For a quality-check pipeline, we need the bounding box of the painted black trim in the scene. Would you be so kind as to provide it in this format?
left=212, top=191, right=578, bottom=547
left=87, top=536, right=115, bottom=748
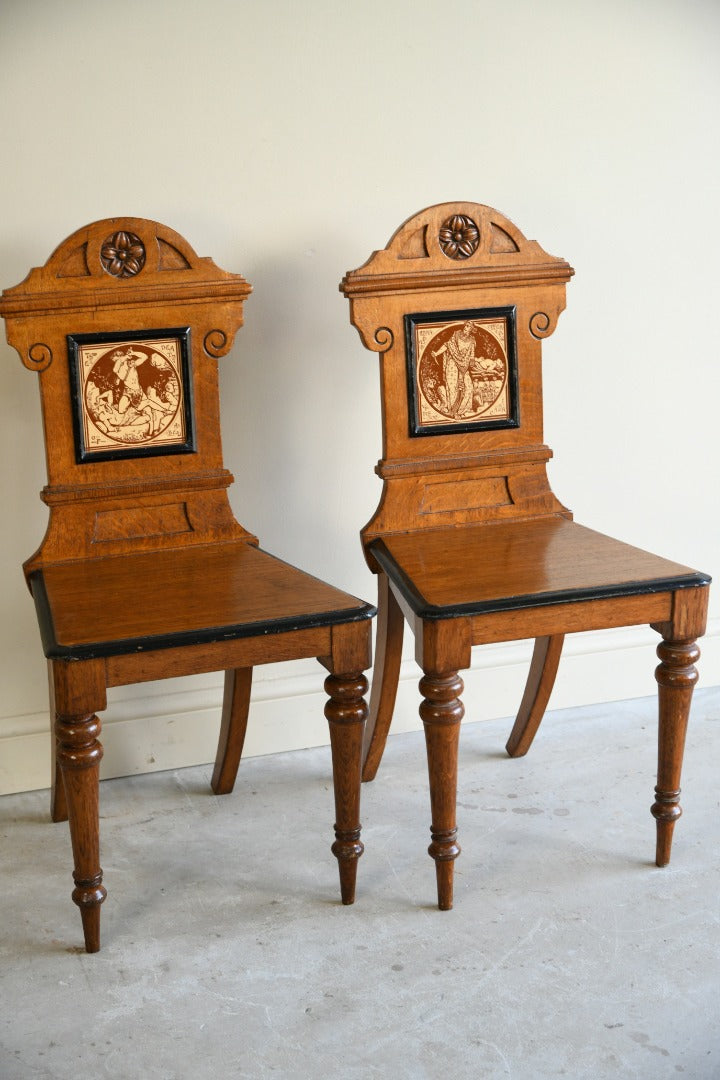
left=30, top=570, right=60, bottom=659
left=371, top=541, right=711, bottom=621
left=404, top=305, right=520, bottom=438
left=67, top=326, right=196, bottom=464
left=29, top=571, right=375, bottom=662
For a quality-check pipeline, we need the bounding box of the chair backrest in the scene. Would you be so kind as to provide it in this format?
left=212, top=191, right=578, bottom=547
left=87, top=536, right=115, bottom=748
left=0, top=218, right=256, bottom=577
left=340, top=202, right=575, bottom=558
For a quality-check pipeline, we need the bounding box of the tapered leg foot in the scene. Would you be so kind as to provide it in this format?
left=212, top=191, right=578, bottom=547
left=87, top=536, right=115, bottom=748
left=434, top=859, right=456, bottom=912
left=56, top=711, right=106, bottom=952
left=76, top=881, right=105, bottom=953
left=505, top=635, right=564, bottom=757
left=334, top=829, right=364, bottom=905
left=363, top=574, right=404, bottom=782
left=652, top=638, right=699, bottom=866
left=211, top=668, right=253, bottom=795
left=325, top=672, right=369, bottom=903
left=420, top=671, right=464, bottom=910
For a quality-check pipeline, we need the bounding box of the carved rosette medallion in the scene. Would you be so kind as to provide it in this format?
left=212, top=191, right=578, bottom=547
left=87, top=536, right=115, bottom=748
left=438, top=215, right=479, bottom=260
left=100, top=232, right=146, bottom=278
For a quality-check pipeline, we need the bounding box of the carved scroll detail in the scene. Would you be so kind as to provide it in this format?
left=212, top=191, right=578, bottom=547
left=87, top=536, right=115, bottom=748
left=529, top=311, right=552, bottom=339
left=100, top=232, right=146, bottom=278
left=373, top=326, right=394, bottom=350
left=26, top=343, right=53, bottom=371
left=204, top=329, right=229, bottom=357
left=439, top=215, right=479, bottom=260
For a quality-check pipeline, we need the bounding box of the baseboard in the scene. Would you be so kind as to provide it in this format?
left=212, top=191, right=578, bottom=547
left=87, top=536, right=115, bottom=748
left=2, top=620, right=718, bottom=796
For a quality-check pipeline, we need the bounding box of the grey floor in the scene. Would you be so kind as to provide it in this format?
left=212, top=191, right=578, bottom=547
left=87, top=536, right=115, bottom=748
left=2, top=688, right=719, bottom=1080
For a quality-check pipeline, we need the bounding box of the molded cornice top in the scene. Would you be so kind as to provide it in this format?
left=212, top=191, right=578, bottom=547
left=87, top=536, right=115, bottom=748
left=340, top=202, right=573, bottom=297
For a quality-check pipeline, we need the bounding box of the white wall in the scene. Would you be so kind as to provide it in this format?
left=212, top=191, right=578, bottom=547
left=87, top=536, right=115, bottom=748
left=1, top=0, right=718, bottom=794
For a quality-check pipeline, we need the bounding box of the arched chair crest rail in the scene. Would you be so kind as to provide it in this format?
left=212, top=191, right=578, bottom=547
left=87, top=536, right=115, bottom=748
left=340, top=201, right=710, bottom=910
left=0, top=218, right=374, bottom=952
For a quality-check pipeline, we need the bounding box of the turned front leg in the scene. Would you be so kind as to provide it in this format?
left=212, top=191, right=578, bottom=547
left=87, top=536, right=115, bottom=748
left=55, top=711, right=106, bottom=952
left=420, top=671, right=464, bottom=910
left=653, top=638, right=700, bottom=866
left=324, top=672, right=369, bottom=904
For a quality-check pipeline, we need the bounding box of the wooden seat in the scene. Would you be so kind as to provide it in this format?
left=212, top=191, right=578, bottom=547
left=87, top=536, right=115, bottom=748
left=340, top=202, right=710, bottom=910
left=0, top=218, right=374, bottom=952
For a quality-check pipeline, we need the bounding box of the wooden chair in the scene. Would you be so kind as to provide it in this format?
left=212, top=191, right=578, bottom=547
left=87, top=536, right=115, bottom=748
left=0, top=218, right=374, bottom=952
left=340, top=202, right=710, bottom=910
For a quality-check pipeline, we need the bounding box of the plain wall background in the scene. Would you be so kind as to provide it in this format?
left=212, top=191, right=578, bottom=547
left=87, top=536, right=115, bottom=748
left=1, top=0, right=718, bottom=793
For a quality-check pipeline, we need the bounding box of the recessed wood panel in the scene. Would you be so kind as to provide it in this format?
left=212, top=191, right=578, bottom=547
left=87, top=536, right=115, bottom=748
left=420, top=476, right=511, bottom=515
left=92, top=503, right=192, bottom=543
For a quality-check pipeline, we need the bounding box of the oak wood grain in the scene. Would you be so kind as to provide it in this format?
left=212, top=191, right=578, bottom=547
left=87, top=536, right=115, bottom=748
left=32, top=542, right=372, bottom=658
left=371, top=517, right=707, bottom=617
left=2, top=218, right=374, bottom=951
left=505, top=634, right=565, bottom=757
left=342, top=201, right=711, bottom=911
left=362, top=573, right=404, bottom=781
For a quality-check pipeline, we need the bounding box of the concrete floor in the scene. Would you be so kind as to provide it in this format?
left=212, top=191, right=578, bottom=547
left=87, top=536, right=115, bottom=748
left=1, top=688, right=719, bottom=1079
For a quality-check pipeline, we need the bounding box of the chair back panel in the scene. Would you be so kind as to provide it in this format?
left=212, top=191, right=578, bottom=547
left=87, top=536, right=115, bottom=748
left=340, top=202, right=575, bottom=550
left=1, top=218, right=256, bottom=573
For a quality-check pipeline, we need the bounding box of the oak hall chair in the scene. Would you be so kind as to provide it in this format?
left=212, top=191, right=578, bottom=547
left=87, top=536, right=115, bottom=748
left=340, top=202, right=710, bottom=911
left=0, top=218, right=374, bottom=952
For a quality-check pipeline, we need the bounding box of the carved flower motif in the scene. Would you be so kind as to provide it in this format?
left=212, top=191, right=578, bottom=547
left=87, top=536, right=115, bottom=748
left=100, top=232, right=146, bottom=277
left=438, top=215, right=479, bottom=260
